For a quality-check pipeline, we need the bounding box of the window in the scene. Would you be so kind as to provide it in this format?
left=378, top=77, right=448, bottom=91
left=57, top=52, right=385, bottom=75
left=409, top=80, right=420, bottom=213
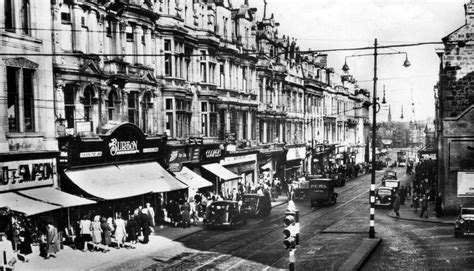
left=201, top=102, right=217, bottom=137
left=61, top=6, right=71, bottom=24
left=108, top=90, right=119, bottom=121
left=106, top=20, right=112, bottom=37
left=20, top=0, right=30, bottom=35
left=128, top=92, right=139, bottom=125
left=209, top=63, right=216, bottom=84
left=165, top=98, right=173, bottom=136
left=141, top=92, right=152, bottom=133
left=126, top=25, right=134, bottom=42
left=176, top=99, right=191, bottom=138
left=164, top=39, right=172, bottom=76
left=64, top=84, right=75, bottom=129
left=174, top=41, right=184, bottom=78
left=4, top=0, right=15, bottom=32
left=82, top=86, right=94, bottom=122
left=141, top=26, right=147, bottom=45
left=200, top=50, right=207, bottom=82
left=242, top=67, right=247, bottom=92
left=242, top=111, right=248, bottom=140
left=219, top=61, right=225, bottom=87
left=7, top=67, right=35, bottom=132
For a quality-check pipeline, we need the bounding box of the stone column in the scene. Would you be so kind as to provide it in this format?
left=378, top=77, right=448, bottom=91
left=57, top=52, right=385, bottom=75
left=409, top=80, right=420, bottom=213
left=72, top=4, right=82, bottom=52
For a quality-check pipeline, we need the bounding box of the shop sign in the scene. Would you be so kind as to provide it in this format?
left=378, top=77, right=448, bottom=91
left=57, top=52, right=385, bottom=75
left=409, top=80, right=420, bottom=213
left=109, top=138, right=139, bottom=156
left=80, top=151, right=102, bottom=158
left=226, top=144, right=237, bottom=152
left=169, top=148, right=188, bottom=163
left=286, top=147, right=306, bottom=161
left=0, top=159, right=55, bottom=192
left=221, top=154, right=257, bottom=166
left=205, top=149, right=222, bottom=159
left=143, top=147, right=159, bottom=153
left=189, top=147, right=201, bottom=162
left=458, top=172, right=474, bottom=197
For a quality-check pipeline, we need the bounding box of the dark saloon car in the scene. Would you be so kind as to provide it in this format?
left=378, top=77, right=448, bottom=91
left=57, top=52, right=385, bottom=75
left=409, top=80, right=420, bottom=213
left=374, top=186, right=395, bottom=208
left=242, top=193, right=272, bottom=217
left=454, top=206, right=474, bottom=237
left=204, top=201, right=247, bottom=229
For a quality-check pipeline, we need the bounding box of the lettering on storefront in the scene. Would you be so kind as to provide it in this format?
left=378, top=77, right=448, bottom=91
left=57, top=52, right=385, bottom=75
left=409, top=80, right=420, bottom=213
left=205, top=149, right=222, bottom=159
left=80, top=151, right=102, bottom=158
left=222, top=154, right=257, bottom=165
left=0, top=159, right=55, bottom=191
left=109, top=138, right=139, bottom=156
left=143, top=147, right=159, bottom=153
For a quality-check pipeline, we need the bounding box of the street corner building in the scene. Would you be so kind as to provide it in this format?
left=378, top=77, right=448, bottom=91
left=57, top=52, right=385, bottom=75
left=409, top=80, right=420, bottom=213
left=436, top=0, right=474, bottom=214
left=1, top=0, right=371, bottom=235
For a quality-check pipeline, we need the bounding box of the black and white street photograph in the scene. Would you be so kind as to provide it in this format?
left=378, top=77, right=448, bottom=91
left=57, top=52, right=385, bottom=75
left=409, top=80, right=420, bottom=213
left=1, top=0, right=474, bottom=270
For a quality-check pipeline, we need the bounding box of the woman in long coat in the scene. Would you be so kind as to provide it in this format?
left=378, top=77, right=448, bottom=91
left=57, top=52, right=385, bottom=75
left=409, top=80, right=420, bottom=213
left=46, top=222, right=60, bottom=259
left=100, top=217, right=112, bottom=246
left=393, top=193, right=401, bottom=218
left=126, top=214, right=138, bottom=244
left=114, top=214, right=127, bottom=248
left=90, top=215, right=102, bottom=245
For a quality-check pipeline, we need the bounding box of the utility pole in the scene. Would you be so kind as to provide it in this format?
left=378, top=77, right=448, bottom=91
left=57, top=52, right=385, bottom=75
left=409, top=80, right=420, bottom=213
left=369, top=38, right=378, bottom=239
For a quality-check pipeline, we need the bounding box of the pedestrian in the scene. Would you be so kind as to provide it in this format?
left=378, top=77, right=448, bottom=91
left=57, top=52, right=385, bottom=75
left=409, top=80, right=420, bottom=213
left=399, top=186, right=406, bottom=205
left=420, top=194, right=429, bottom=218
left=393, top=193, right=401, bottom=218
left=146, top=202, right=155, bottom=227
left=180, top=200, right=191, bottom=228
left=45, top=221, right=60, bottom=259
left=407, top=184, right=412, bottom=200
left=79, top=215, right=92, bottom=252
left=100, top=217, right=112, bottom=248
left=138, top=209, right=152, bottom=244
left=126, top=214, right=138, bottom=245
left=114, top=213, right=127, bottom=248
left=18, top=221, right=33, bottom=262
left=90, top=215, right=102, bottom=247
left=435, top=193, right=444, bottom=218
left=189, top=198, right=199, bottom=226
left=412, top=192, right=420, bottom=213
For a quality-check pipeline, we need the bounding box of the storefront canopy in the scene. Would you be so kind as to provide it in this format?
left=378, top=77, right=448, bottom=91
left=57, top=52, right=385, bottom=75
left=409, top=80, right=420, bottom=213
left=17, top=187, right=95, bottom=208
left=173, top=167, right=213, bottom=190
left=0, top=192, right=61, bottom=216
left=202, top=163, right=240, bottom=181
left=65, top=162, right=187, bottom=200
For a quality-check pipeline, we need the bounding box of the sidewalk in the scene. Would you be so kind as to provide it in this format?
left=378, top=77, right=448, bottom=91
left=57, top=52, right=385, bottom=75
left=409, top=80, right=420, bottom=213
left=386, top=198, right=455, bottom=225
left=12, top=195, right=289, bottom=270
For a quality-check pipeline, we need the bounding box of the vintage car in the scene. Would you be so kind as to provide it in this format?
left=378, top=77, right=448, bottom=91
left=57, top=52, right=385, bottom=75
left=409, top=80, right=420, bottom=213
left=454, top=205, right=474, bottom=237
left=242, top=193, right=272, bottom=217
left=204, top=200, right=247, bottom=229
left=373, top=186, right=395, bottom=208
left=383, top=170, right=397, bottom=180
left=307, top=177, right=338, bottom=207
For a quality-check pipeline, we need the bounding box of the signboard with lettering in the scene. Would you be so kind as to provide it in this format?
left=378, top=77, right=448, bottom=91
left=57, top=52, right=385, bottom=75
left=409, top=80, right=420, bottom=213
left=58, top=123, right=166, bottom=168
left=458, top=172, right=474, bottom=197
left=201, top=145, right=224, bottom=163
left=188, top=137, right=203, bottom=145
left=0, top=158, right=56, bottom=192
left=225, top=132, right=236, bottom=142
left=221, top=154, right=257, bottom=166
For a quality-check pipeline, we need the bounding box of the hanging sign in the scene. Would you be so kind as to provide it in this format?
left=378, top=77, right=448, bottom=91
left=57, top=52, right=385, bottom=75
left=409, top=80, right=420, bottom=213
left=0, top=159, right=56, bottom=191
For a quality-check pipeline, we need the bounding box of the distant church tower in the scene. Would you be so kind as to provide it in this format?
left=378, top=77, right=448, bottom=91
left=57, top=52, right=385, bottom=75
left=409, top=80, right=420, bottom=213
left=388, top=105, right=392, bottom=123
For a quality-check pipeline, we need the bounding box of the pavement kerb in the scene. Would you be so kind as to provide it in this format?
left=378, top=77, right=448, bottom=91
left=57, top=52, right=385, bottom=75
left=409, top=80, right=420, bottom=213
left=337, top=237, right=381, bottom=271
left=386, top=213, right=454, bottom=225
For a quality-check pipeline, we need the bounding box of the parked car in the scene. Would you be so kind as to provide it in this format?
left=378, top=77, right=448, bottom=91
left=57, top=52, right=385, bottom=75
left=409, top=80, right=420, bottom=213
left=454, top=205, right=474, bottom=237
left=242, top=193, right=271, bottom=217
left=383, top=170, right=397, bottom=180
left=373, top=186, right=395, bottom=208
left=204, top=201, right=247, bottom=229
left=307, top=177, right=338, bottom=207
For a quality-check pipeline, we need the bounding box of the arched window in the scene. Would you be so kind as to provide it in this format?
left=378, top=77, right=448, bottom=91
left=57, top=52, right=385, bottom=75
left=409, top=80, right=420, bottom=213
left=108, top=90, right=118, bottom=121
left=83, top=86, right=94, bottom=121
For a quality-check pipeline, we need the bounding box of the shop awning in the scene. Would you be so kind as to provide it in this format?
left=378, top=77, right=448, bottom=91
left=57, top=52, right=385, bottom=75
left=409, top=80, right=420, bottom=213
left=202, top=163, right=241, bottom=181
left=260, top=162, right=272, bottom=170
left=0, top=192, right=61, bottom=216
left=173, top=167, right=213, bottom=190
left=65, top=162, right=188, bottom=200
left=17, top=187, right=95, bottom=208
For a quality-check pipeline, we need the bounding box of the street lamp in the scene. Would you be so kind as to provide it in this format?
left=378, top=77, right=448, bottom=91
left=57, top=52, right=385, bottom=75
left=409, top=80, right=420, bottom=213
left=342, top=38, right=411, bottom=239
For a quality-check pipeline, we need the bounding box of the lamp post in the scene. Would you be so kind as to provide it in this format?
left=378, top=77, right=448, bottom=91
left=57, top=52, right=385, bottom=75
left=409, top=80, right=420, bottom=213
left=342, top=38, right=410, bottom=239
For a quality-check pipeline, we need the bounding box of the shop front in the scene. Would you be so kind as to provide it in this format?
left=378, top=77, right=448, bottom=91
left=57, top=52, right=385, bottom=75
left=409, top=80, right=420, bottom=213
left=200, top=144, right=240, bottom=196
left=220, top=151, right=258, bottom=195
left=284, top=145, right=307, bottom=181
left=0, top=151, right=95, bottom=245
left=58, top=123, right=186, bottom=222
left=257, top=147, right=285, bottom=186
left=167, top=143, right=213, bottom=199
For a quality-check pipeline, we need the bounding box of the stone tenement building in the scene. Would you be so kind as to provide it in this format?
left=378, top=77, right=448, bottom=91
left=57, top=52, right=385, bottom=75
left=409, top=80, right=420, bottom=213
left=1, top=0, right=371, bottom=197
left=436, top=0, right=474, bottom=213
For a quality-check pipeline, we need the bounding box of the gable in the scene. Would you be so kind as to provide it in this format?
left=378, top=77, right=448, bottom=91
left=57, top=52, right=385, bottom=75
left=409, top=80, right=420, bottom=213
left=80, top=61, right=102, bottom=75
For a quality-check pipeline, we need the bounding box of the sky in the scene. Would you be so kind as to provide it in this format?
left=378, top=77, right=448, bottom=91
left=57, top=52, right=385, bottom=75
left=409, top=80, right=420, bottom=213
left=237, top=0, right=469, bottom=122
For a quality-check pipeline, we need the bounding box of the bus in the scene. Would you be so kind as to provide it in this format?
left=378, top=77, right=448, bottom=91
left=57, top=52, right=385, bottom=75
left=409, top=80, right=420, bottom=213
left=397, top=151, right=407, bottom=167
